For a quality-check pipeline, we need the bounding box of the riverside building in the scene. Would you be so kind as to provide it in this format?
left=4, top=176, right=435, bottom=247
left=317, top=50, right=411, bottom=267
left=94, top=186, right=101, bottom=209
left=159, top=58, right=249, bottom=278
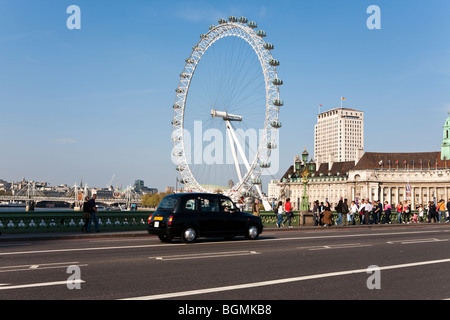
left=314, top=107, right=364, bottom=164
left=269, top=113, right=450, bottom=210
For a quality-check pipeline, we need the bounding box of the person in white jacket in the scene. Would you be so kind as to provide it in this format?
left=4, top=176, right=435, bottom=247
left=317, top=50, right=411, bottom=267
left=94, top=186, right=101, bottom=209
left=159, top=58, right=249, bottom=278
left=349, top=201, right=358, bottom=225
left=358, top=199, right=373, bottom=224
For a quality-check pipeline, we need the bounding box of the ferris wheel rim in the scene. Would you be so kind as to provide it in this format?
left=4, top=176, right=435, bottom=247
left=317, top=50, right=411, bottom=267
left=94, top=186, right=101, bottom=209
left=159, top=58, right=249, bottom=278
left=172, top=18, right=282, bottom=197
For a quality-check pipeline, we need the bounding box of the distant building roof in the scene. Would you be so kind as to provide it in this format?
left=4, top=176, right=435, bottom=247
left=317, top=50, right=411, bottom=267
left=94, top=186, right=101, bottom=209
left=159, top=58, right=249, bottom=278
left=280, top=151, right=447, bottom=180
left=354, top=152, right=444, bottom=170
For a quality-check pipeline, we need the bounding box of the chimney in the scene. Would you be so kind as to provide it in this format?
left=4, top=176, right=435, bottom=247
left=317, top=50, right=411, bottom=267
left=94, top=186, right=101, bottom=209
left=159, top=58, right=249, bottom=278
left=328, top=153, right=335, bottom=172
left=355, top=148, right=364, bottom=164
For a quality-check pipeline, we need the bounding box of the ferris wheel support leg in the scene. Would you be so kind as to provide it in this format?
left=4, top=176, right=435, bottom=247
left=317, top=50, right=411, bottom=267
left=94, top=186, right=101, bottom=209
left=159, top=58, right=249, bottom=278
left=228, top=121, right=269, bottom=209
left=226, top=121, right=243, bottom=182
left=227, top=120, right=252, bottom=172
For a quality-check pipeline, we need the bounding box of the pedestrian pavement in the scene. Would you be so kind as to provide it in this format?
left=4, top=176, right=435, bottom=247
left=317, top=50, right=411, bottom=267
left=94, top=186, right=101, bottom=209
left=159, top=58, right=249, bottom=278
left=1, top=222, right=442, bottom=242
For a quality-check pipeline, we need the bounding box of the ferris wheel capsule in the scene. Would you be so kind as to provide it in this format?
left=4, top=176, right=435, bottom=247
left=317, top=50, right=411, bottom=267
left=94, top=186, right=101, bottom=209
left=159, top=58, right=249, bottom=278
left=256, top=30, right=266, bottom=37
left=252, top=178, right=262, bottom=185
left=270, top=121, right=282, bottom=128
left=272, top=78, right=283, bottom=85
left=267, top=142, right=278, bottom=149
left=241, top=191, right=252, bottom=197
left=218, top=18, right=227, bottom=24
left=264, top=43, right=274, bottom=50
left=260, top=162, right=271, bottom=169
left=238, top=17, right=248, bottom=24
left=273, top=99, right=284, bottom=107
left=248, top=21, right=258, bottom=28
left=228, top=16, right=238, bottom=22
left=269, top=59, right=280, bottom=67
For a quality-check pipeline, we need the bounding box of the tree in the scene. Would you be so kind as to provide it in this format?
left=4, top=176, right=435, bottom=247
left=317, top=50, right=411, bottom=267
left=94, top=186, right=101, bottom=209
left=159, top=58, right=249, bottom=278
left=141, top=191, right=174, bottom=208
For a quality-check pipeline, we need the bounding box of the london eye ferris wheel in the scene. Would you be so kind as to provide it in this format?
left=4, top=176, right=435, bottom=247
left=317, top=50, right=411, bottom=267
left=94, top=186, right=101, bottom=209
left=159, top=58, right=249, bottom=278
left=171, top=16, right=283, bottom=210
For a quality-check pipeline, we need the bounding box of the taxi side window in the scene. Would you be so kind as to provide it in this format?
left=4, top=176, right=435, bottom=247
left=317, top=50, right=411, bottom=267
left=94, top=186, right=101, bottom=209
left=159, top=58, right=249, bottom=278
left=184, top=198, right=197, bottom=211
left=220, top=198, right=236, bottom=212
left=200, top=197, right=219, bottom=212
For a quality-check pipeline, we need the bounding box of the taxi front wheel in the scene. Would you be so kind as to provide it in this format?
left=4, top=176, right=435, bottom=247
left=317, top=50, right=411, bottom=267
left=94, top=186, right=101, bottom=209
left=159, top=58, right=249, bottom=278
left=245, top=225, right=260, bottom=240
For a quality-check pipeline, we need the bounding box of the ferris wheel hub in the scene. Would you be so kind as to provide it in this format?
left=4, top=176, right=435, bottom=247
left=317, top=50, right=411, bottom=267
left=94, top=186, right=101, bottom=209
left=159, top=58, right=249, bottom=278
left=211, top=109, right=242, bottom=122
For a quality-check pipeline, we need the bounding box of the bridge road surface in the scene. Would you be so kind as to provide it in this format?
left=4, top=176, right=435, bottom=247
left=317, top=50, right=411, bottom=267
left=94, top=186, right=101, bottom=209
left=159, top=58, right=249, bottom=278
left=1, top=225, right=450, bottom=301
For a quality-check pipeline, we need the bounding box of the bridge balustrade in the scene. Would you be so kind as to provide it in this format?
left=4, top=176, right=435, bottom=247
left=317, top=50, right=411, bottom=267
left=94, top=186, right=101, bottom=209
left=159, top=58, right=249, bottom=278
left=0, top=211, right=153, bottom=233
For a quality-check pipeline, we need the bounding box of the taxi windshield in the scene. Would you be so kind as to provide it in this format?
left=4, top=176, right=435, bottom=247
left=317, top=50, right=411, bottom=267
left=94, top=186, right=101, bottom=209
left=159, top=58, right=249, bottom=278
left=158, top=196, right=179, bottom=210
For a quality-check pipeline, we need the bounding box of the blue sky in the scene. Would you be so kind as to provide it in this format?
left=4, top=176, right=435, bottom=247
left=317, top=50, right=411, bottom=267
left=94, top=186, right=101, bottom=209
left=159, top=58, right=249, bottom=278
left=1, top=0, right=449, bottom=191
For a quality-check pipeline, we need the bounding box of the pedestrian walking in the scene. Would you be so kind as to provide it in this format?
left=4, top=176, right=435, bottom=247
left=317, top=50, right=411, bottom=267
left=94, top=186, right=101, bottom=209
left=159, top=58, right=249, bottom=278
left=342, top=198, right=349, bottom=226
left=402, top=201, right=411, bottom=224
left=349, top=200, right=358, bottom=225
left=252, top=199, right=260, bottom=216
left=81, top=196, right=91, bottom=232
left=437, top=199, right=446, bottom=223
left=372, top=200, right=381, bottom=224
left=87, top=194, right=100, bottom=232
left=396, top=202, right=403, bottom=224
left=418, top=204, right=425, bottom=222
left=319, top=202, right=325, bottom=225
left=384, top=201, right=392, bottom=224
left=371, top=200, right=378, bottom=224
left=335, top=199, right=343, bottom=226
left=282, top=198, right=294, bottom=228
left=237, top=196, right=245, bottom=211
left=276, top=201, right=283, bottom=228
left=313, top=200, right=320, bottom=226
left=358, top=199, right=372, bottom=224
left=428, top=201, right=438, bottom=223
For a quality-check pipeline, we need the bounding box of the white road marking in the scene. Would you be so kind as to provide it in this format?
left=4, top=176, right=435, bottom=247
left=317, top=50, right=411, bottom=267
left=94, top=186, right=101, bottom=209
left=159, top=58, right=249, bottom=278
left=386, top=238, right=449, bottom=245
left=297, top=243, right=372, bottom=250
left=121, top=258, right=450, bottom=300
left=0, top=262, right=86, bottom=273
left=151, top=251, right=260, bottom=261
left=0, top=280, right=84, bottom=291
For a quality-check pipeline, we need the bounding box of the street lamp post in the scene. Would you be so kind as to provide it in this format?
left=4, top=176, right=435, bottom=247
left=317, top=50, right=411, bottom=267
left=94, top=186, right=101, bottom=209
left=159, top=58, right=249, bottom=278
left=295, top=148, right=316, bottom=211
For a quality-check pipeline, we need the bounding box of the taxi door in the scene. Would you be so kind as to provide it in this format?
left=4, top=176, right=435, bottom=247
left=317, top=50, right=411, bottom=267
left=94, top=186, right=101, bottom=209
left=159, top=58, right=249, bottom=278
left=198, top=195, right=224, bottom=236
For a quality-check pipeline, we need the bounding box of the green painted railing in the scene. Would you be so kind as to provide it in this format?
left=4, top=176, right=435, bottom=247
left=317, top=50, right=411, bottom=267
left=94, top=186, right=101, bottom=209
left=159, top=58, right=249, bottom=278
left=0, top=211, right=154, bottom=234
left=0, top=210, right=433, bottom=234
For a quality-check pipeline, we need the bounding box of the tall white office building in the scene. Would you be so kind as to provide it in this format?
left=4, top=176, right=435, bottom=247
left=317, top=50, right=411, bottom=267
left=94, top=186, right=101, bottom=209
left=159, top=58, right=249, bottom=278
left=314, top=107, right=364, bottom=165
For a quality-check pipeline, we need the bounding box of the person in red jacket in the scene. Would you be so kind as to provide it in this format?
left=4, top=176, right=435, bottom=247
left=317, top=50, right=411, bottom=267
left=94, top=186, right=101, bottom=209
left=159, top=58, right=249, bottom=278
left=282, top=198, right=294, bottom=228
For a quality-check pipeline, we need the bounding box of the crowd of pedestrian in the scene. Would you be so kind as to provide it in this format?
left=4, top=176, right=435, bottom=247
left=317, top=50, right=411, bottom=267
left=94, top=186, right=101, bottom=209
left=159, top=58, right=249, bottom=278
left=271, top=197, right=450, bottom=228
left=310, top=197, right=450, bottom=226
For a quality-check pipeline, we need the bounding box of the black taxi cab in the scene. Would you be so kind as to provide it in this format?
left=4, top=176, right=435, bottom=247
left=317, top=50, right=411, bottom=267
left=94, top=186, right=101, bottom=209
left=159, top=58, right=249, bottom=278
left=147, top=193, right=263, bottom=243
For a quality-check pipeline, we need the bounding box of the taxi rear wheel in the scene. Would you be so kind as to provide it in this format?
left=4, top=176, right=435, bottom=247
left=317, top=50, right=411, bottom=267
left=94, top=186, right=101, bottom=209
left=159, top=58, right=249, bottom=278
left=181, top=227, right=197, bottom=243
